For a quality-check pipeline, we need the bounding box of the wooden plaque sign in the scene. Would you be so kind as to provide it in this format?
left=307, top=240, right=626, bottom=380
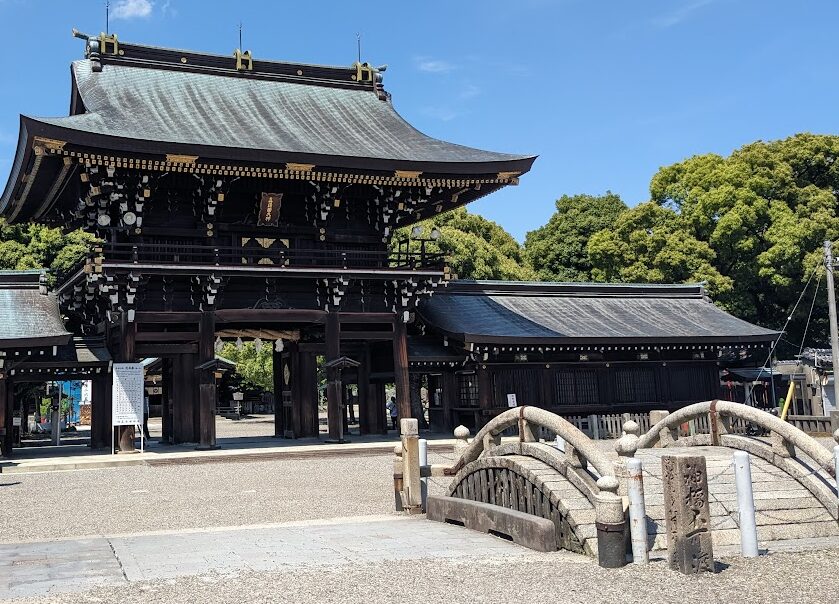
left=258, top=192, right=283, bottom=226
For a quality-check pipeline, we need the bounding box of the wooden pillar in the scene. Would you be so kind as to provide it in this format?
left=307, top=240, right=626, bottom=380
left=160, top=358, right=172, bottom=443
left=0, top=375, right=10, bottom=458
left=197, top=310, right=217, bottom=449
left=359, top=344, right=372, bottom=435
left=477, top=364, right=493, bottom=430
left=392, top=318, right=410, bottom=423
left=117, top=315, right=137, bottom=453
left=288, top=342, right=300, bottom=438
left=272, top=346, right=284, bottom=437
left=372, top=381, right=387, bottom=434
left=441, top=371, right=457, bottom=433
left=90, top=375, right=106, bottom=449
left=325, top=311, right=342, bottom=441
left=298, top=351, right=318, bottom=438
left=173, top=353, right=197, bottom=443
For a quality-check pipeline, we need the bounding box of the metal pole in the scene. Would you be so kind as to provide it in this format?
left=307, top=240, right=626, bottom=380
left=626, top=458, right=649, bottom=564
left=733, top=451, right=758, bottom=557
left=824, top=241, right=839, bottom=413
left=419, top=438, right=428, bottom=512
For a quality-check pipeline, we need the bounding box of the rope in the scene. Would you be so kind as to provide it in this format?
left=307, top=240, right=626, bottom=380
left=798, top=274, right=822, bottom=357
left=755, top=263, right=820, bottom=380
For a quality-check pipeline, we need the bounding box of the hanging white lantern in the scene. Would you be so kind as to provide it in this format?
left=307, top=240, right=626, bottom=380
left=235, top=336, right=243, bottom=349
left=254, top=337, right=263, bottom=352
left=275, top=339, right=284, bottom=352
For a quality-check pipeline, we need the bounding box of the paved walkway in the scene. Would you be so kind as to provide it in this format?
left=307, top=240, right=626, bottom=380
left=0, top=516, right=527, bottom=600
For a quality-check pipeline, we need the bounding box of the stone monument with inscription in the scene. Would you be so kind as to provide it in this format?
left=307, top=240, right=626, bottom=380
left=662, top=454, right=714, bottom=573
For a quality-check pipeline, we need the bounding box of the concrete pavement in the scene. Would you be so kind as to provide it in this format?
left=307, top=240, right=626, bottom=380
left=0, top=516, right=528, bottom=600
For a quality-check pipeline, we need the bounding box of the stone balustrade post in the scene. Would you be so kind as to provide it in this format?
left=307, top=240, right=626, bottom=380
left=649, top=410, right=674, bottom=447
left=400, top=418, right=422, bottom=514
left=392, top=444, right=404, bottom=511
left=770, top=430, right=796, bottom=459
left=613, top=420, right=640, bottom=496
left=453, top=425, right=470, bottom=456
left=594, top=476, right=627, bottom=568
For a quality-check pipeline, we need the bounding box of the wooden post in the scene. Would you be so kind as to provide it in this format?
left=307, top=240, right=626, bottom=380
left=477, top=364, right=493, bottom=429
left=161, top=358, right=172, bottom=444
left=325, top=311, right=342, bottom=441
left=197, top=310, right=217, bottom=450
left=288, top=341, right=300, bottom=438
left=117, top=315, right=137, bottom=453
left=0, top=374, right=10, bottom=458
left=358, top=344, right=371, bottom=435
left=392, top=317, right=410, bottom=423
left=173, top=353, right=197, bottom=443
left=298, top=351, right=318, bottom=438
left=441, top=371, right=457, bottom=434
left=91, top=375, right=106, bottom=449
left=273, top=345, right=284, bottom=437
left=373, top=381, right=387, bottom=434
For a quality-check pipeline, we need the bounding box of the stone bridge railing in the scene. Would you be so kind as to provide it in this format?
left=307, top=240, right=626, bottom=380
left=448, top=405, right=614, bottom=480
left=626, top=400, right=839, bottom=519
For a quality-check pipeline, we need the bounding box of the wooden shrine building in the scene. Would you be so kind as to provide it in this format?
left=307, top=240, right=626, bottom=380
left=410, top=281, right=779, bottom=432
left=0, top=33, right=535, bottom=453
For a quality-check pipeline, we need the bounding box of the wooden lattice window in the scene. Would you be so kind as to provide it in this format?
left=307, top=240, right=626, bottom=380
left=614, top=366, right=658, bottom=403
left=457, top=372, right=479, bottom=407
left=554, top=369, right=599, bottom=405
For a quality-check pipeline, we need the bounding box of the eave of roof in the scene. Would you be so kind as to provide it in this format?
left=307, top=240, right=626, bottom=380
left=418, top=281, right=780, bottom=346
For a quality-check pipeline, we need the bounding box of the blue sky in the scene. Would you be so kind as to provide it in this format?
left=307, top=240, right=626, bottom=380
left=1, top=0, right=837, bottom=241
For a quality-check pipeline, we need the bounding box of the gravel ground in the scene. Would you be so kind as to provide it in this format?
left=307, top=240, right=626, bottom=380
left=7, top=548, right=839, bottom=604
left=0, top=452, right=455, bottom=543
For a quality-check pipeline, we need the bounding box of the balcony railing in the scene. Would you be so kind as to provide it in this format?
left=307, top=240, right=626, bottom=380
left=96, top=242, right=446, bottom=272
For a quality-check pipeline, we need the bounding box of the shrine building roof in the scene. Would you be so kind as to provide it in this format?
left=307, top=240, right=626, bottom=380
left=1, top=34, right=536, bottom=222
left=417, top=281, right=780, bottom=347
left=0, top=271, right=72, bottom=348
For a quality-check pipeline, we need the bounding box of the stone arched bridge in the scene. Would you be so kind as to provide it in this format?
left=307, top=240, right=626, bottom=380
left=394, top=402, right=839, bottom=566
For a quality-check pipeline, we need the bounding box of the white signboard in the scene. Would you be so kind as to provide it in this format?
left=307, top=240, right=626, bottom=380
left=112, top=363, right=145, bottom=426
left=80, top=380, right=92, bottom=406
left=507, top=393, right=518, bottom=408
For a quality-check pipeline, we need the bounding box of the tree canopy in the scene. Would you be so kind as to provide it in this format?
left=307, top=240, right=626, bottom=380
left=524, top=192, right=627, bottom=281
left=585, top=134, right=839, bottom=353
left=393, top=207, right=534, bottom=281
left=0, top=219, right=97, bottom=279
left=219, top=342, right=274, bottom=392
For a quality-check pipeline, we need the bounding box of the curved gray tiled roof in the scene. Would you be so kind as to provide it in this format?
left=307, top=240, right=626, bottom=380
left=0, top=272, right=71, bottom=346
left=418, top=281, right=779, bottom=344
left=32, top=59, right=531, bottom=168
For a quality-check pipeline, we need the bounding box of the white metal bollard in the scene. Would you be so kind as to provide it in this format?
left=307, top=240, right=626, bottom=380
left=833, top=446, right=839, bottom=500
left=734, top=451, right=759, bottom=557
left=626, top=458, right=649, bottom=564
left=554, top=434, right=565, bottom=452
left=419, top=438, right=428, bottom=512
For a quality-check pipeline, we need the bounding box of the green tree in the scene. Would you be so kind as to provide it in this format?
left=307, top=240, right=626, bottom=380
left=524, top=192, right=627, bottom=281
left=219, top=342, right=274, bottom=392
left=581, top=133, right=839, bottom=353
left=0, top=219, right=98, bottom=278
left=393, top=208, right=534, bottom=280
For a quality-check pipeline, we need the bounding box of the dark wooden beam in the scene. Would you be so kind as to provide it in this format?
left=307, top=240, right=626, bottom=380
left=161, top=358, right=172, bottom=444
left=339, top=331, right=393, bottom=341
left=338, top=313, right=395, bottom=324
left=136, top=332, right=200, bottom=343
left=136, top=343, right=198, bottom=356
left=215, top=309, right=326, bottom=323
left=273, top=346, right=284, bottom=438
left=135, top=311, right=201, bottom=324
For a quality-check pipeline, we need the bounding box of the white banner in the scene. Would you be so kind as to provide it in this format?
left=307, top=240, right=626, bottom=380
left=112, top=363, right=145, bottom=426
